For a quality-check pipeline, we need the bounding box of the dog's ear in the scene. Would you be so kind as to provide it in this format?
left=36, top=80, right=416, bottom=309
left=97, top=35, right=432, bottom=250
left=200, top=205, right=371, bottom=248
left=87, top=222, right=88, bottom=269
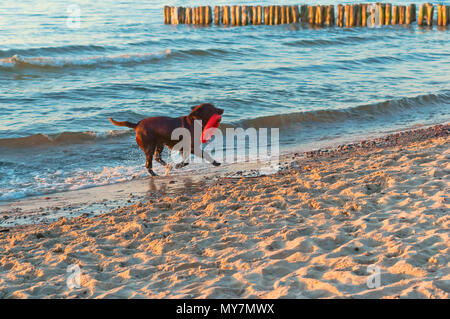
left=190, top=105, right=202, bottom=118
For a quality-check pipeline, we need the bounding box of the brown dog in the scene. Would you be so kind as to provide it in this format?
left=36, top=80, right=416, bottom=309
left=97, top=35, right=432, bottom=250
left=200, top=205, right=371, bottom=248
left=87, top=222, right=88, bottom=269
left=109, top=103, right=224, bottom=176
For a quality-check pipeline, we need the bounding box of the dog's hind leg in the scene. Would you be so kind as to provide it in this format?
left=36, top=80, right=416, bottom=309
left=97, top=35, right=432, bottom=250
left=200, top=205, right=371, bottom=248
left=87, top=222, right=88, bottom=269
left=154, top=144, right=167, bottom=166
left=136, top=133, right=158, bottom=176
left=144, top=144, right=157, bottom=176
left=154, top=144, right=173, bottom=176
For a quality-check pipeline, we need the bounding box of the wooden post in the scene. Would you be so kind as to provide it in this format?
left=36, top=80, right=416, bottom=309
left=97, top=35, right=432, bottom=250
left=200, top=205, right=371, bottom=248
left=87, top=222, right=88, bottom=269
left=270, top=5, right=274, bottom=25
left=198, top=6, right=204, bottom=25
left=392, top=5, right=398, bottom=25
left=286, top=5, right=292, bottom=24
left=348, top=5, right=356, bottom=27
left=274, top=5, right=281, bottom=25
left=223, top=6, right=230, bottom=25
left=345, top=5, right=351, bottom=27
left=315, top=5, right=323, bottom=27
left=252, top=6, right=258, bottom=25
left=378, top=3, right=385, bottom=26
left=355, top=4, right=360, bottom=27
left=180, top=7, right=186, bottom=24
left=340, top=5, right=345, bottom=27
left=192, top=7, right=196, bottom=25
left=361, top=4, right=367, bottom=27
left=170, top=7, right=178, bottom=25
left=385, top=4, right=391, bottom=25
left=230, top=6, right=236, bottom=26
left=309, top=5, right=316, bottom=25
left=314, top=5, right=319, bottom=26
left=337, top=5, right=343, bottom=27
left=245, top=6, right=251, bottom=25
left=195, top=6, right=200, bottom=25
left=278, top=5, right=284, bottom=25
left=164, top=6, right=172, bottom=24
left=322, top=5, right=327, bottom=26
left=264, top=6, right=270, bottom=25
left=411, top=4, right=417, bottom=22
left=194, top=6, right=199, bottom=25
left=406, top=4, right=414, bottom=24
left=178, top=6, right=182, bottom=25
left=204, top=7, right=210, bottom=25
left=203, top=6, right=209, bottom=25
left=272, top=5, right=277, bottom=25
left=370, top=5, right=376, bottom=26
left=326, top=5, right=334, bottom=26
left=269, top=5, right=275, bottom=25
left=280, top=5, right=286, bottom=24
left=241, top=6, right=248, bottom=26
left=185, top=7, right=191, bottom=24
left=257, top=6, right=263, bottom=25
left=443, top=5, right=449, bottom=26
left=231, top=5, right=236, bottom=26
left=418, top=4, right=425, bottom=25
left=398, top=6, right=405, bottom=24
left=426, top=3, right=434, bottom=26
left=197, top=7, right=202, bottom=25
left=197, top=6, right=202, bottom=25
left=292, top=5, right=300, bottom=24
left=164, top=6, right=169, bottom=24
left=169, top=7, right=174, bottom=24
left=300, top=5, right=308, bottom=23
left=214, top=6, right=220, bottom=25
left=235, top=5, right=242, bottom=26
left=247, top=6, right=253, bottom=26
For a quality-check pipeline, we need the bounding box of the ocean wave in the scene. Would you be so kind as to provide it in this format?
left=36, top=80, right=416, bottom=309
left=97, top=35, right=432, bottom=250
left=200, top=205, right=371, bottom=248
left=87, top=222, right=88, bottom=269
left=1, top=91, right=448, bottom=149
left=171, top=48, right=229, bottom=57
left=0, top=44, right=113, bottom=58
left=237, top=91, right=450, bottom=129
left=0, top=49, right=172, bottom=70
left=0, top=130, right=133, bottom=149
left=283, top=34, right=399, bottom=47
left=0, top=47, right=231, bottom=71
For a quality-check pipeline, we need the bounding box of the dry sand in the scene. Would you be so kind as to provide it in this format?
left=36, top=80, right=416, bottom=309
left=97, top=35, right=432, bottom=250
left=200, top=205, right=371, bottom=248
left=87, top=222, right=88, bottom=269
left=0, top=125, right=448, bottom=299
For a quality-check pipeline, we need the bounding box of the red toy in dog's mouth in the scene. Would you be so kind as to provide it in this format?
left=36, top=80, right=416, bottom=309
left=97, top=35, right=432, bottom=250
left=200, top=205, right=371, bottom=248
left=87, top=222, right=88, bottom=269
left=201, top=114, right=222, bottom=143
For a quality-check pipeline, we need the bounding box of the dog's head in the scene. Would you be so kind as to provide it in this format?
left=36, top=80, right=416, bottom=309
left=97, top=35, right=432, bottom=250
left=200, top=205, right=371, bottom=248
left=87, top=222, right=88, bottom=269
left=189, top=103, right=224, bottom=127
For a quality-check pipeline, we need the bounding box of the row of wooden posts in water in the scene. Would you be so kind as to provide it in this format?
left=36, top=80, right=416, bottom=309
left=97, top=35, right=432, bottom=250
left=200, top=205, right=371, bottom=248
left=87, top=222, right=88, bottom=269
left=163, top=3, right=450, bottom=27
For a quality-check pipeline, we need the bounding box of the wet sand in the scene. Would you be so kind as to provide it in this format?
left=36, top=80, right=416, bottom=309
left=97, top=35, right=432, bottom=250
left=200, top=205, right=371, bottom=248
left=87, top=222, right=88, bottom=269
left=0, top=124, right=448, bottom=298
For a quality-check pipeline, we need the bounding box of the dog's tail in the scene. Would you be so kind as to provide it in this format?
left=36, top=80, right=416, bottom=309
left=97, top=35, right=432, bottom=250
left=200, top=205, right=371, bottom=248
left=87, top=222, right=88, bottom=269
left=108, top=118, right=138, bottom=129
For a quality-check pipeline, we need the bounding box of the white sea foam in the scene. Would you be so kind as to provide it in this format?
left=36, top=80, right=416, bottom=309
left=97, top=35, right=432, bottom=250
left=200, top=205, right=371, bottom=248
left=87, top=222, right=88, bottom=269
left=0, top=165, right=149, bottom=202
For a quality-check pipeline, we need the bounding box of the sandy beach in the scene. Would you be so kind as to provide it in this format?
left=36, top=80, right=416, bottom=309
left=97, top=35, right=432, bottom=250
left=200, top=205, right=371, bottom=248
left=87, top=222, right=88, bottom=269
left=0, top=124, right=448, bottom=299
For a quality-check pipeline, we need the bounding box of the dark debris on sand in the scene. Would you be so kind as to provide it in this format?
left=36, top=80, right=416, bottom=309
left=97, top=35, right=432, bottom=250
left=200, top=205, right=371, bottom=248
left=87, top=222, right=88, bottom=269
left=304, top=123, right=449, bottom=160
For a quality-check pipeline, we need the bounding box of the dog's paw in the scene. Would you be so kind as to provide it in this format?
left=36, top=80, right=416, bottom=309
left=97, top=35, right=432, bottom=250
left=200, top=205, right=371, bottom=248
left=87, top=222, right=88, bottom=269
left=212, top=161, right=221, bottom=167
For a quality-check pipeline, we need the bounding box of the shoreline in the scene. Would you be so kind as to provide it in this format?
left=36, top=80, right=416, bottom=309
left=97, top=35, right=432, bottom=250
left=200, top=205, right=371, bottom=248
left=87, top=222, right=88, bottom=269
left=0, top=123, right=448, bottom=298
left=0, top=123, right=448, bottom=229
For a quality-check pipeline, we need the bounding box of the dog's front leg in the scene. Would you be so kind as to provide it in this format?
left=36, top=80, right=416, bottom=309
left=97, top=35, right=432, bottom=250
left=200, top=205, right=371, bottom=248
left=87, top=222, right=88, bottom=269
left=175, top=148, right=190, bottom=169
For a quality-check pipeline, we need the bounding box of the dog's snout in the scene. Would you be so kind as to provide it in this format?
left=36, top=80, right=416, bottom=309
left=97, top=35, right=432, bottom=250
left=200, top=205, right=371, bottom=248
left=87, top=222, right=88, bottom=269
left=218, top=108, right=224, bottom=115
